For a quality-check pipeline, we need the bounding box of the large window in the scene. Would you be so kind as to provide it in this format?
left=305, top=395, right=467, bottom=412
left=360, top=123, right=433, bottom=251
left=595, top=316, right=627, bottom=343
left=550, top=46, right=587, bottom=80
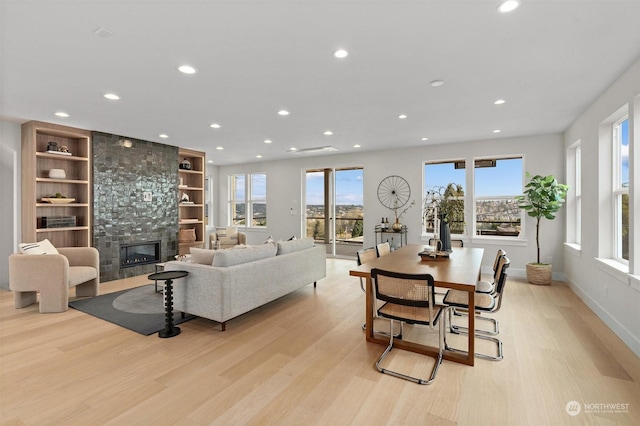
left=423, top=157, right=523, bottom=238
left=423, top=160, right=465, bottom=234
left=474, top=157, right=523, bottom=237
left=229, top=173, right=267, bottom=227
left=613, top=117, right=629, bottom=261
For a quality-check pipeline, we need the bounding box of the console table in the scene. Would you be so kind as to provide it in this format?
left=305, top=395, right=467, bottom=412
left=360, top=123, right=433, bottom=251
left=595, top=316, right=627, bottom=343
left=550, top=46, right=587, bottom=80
left=374, top=224, right=407, bottom=248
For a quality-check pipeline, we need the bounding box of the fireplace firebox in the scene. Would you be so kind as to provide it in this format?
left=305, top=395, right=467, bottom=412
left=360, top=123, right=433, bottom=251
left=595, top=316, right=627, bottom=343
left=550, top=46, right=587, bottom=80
left=120, top=241, right=161, bottom=269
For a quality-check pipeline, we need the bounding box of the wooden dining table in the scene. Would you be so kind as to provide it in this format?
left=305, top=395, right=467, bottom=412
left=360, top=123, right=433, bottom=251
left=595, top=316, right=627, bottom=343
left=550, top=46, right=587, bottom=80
left=349, top=244, right=484, bottom=366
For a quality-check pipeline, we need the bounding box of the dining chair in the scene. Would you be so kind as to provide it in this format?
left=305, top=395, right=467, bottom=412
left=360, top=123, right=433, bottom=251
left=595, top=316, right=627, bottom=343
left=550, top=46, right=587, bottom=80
left=476, top=249, right=506, bottom=294
left=356, top=247, right=401, bottom=337
left=451, top=248, right=507, bottom=336
left=371, top=268, right=446, bottom=385
left=442, top=255, right=510, bottom=361
left=356, top=247, right=378, bottom=293
left=376, top=242, right=391, bottom=257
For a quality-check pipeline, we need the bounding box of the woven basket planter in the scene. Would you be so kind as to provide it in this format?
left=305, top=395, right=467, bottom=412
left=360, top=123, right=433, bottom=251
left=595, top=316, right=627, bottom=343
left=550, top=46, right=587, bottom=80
left=526, top=263, right=552, bottom=285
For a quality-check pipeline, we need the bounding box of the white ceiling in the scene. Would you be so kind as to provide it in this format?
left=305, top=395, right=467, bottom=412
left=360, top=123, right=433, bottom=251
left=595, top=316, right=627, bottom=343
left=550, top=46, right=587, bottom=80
left=2, top=0, right=640, bottom=166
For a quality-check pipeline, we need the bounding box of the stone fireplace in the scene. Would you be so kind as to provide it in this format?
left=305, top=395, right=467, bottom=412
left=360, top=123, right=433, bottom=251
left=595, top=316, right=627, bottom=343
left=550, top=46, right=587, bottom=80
left=92, top=132, right=179, bottom=282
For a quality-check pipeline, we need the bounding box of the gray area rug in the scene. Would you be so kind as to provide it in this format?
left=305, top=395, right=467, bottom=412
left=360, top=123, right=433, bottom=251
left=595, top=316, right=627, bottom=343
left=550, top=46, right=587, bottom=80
left=69, top=284, right=194, bottom=335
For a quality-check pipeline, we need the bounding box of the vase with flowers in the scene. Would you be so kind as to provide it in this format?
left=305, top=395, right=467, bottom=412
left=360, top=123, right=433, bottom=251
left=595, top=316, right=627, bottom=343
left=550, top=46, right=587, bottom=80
left=390, top=199, right=415, bottom=232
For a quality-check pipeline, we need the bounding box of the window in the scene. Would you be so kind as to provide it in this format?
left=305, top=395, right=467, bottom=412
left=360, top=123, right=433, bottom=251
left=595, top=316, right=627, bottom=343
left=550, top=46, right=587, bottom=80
left=566, top=142, right=581, bottom=245
left=474, top=157, right=523, bottom=237
left=613, top=117, right=629, bottom=261
left=423, top=160, right=465, bottom=235
left=229, top=173, right=267, bottom=227
left=250, top=173, right=267, bottom=226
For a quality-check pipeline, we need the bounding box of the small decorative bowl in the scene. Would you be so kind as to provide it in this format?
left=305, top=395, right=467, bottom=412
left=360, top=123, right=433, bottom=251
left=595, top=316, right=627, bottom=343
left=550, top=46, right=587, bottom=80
left=49, top=169, right=66, bottom=179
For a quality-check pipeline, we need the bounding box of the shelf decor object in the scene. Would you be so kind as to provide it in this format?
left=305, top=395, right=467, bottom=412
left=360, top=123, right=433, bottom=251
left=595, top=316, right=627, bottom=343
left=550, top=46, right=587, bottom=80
left=41, top=197, right=76, bottom=204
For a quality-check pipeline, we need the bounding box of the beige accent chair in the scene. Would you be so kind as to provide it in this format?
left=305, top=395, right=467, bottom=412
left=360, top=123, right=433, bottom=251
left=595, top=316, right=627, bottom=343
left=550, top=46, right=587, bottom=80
left=209, top=227, right=246, bottom=249
left=9, top=247, right=100, bottom=313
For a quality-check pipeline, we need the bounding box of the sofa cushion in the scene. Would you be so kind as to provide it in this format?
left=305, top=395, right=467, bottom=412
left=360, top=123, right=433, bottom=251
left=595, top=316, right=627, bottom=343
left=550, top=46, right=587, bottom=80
left=213, top=243, right=277, bottom=267
left=276, top=237, right=314, bottom=255
left=190, top=247, right=216, bottom=265
left=19, top=239, right=59, bottom=255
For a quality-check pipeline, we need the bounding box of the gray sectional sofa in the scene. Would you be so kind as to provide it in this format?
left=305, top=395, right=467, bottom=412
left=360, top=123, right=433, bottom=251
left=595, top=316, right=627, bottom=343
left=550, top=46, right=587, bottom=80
left=163, top=238, right=326, bottom=331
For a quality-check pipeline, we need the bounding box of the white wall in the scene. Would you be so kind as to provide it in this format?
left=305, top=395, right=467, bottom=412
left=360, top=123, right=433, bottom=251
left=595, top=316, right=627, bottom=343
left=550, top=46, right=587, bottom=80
left=563, top=58, right=640, bottom=356
left=215, top=132, right=565, bottom=278
left=0, top=120, right=22, bottom=290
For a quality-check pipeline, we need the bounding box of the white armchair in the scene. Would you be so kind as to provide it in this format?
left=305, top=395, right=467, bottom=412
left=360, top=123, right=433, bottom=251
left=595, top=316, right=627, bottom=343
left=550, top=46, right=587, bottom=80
left=9, top=247, right=100, bottom=313
left=209, top=227, right=246, bottom=249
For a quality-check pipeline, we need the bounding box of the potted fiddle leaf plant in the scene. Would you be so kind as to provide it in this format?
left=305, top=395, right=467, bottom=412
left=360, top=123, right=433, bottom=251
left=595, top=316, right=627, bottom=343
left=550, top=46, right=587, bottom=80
left=515, top=174, right=569, bottom=285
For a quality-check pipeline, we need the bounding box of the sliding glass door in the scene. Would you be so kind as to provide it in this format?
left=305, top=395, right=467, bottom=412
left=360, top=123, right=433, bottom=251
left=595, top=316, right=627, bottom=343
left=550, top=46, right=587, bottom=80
left=305, top=167, right=363, bottom=258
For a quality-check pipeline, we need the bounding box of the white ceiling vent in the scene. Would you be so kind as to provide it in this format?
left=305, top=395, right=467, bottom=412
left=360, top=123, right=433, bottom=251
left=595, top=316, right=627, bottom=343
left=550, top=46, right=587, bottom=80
left=288, top=146, right=339, bottom=154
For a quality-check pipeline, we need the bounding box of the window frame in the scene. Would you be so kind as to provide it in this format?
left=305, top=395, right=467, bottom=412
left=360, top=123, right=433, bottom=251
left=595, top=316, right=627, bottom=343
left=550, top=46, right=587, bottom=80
left=228, top=172, right=268, bottom=228
left=422, top=159, right=467, bottom=237
left=472, top=155, right=525, bottom=241
left=612, top=116, right=629, bottom=264
left=566, top=141, right=581, bottom=247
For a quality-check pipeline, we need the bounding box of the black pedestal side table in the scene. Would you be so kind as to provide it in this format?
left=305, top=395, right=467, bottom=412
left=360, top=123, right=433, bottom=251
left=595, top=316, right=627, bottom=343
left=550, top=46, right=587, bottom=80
left=147, top=270, right=188, bottom=338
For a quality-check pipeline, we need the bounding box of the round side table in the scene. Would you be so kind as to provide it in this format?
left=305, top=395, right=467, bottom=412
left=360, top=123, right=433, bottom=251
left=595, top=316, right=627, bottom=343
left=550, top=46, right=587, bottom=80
left=147, top=270, right=188, bottom=338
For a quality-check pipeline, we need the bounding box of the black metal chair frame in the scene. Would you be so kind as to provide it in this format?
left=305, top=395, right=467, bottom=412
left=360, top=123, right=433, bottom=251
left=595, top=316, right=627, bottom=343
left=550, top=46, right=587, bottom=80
left=443, top=256, right=510, bottom=361
left=371, top=268, right=446, bottom=385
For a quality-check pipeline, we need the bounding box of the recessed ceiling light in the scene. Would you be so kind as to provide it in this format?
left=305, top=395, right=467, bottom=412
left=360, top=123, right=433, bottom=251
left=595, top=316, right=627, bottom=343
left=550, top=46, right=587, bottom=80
left=497, top=0, right=521, bottom=13
left=54, top=112, right=69, bottom=118
left=494, top=99, right=506, bottom=105
left=353, top=144, right=361, bottom=148
left=430, top=80, right=445, bottom=87
left=333, top=49, right=349, bottom=59
left=493, top=129, right=501, bottom=133
left=398, top=114, right=407, bottom=119
left=264, top=139, right=272, bottom=144
left=177, top=65, right=197, bottom=74
left=216, top=146, right=224, bottom=150
left=421, top=137, right=429, bottom=141
left=256, top=155, right=263, bottom=158
left=323, top=131, right=333, bottom=136
left=159, top=134, right=169, bottom=138
left=104, top=93, right=120, bottom=100
left=287, top=147, right=298, bottom=152
left=210, top=123, right=221, bottom=129
left=207, top=160, right=214, bottom=163
left=277, top=110, right=290, bottom=116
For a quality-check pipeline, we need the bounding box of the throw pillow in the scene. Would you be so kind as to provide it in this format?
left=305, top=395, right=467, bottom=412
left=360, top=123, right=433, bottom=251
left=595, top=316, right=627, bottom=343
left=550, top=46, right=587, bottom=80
left=190, top=247, right=216, bottom=265
left=19, top=239, right=59, bottom=255
left=227, top=226, right=238, bottom=238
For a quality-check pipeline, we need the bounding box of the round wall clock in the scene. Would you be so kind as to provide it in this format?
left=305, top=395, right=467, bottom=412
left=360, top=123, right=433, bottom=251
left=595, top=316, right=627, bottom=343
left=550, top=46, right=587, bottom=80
left=377, top=175, right=411, bottom=209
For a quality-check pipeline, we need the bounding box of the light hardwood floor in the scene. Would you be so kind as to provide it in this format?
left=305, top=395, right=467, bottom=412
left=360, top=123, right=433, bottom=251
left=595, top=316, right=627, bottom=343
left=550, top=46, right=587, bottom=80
left=1, top=258, right=639, bottom=425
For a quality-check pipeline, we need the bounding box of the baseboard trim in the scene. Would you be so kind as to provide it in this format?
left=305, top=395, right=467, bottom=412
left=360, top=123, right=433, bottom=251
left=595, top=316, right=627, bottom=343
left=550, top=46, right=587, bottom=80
left=566, top=276, right=640, bottom=357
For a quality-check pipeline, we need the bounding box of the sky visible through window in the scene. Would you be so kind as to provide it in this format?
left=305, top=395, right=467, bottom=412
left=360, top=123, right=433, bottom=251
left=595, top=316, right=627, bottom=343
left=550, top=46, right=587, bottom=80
left=306, top=169, right=363, bottom=205
left=425, top=158, right=523, bottom=196
left=304, top=159, right=525, bottom=208
left=622, top=118, right=629, bottom=187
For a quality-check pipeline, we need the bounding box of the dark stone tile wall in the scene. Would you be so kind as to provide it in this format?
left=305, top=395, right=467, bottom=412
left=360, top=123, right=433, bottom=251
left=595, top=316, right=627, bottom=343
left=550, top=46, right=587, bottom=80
left=92, top=132, right=179, bottom=282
